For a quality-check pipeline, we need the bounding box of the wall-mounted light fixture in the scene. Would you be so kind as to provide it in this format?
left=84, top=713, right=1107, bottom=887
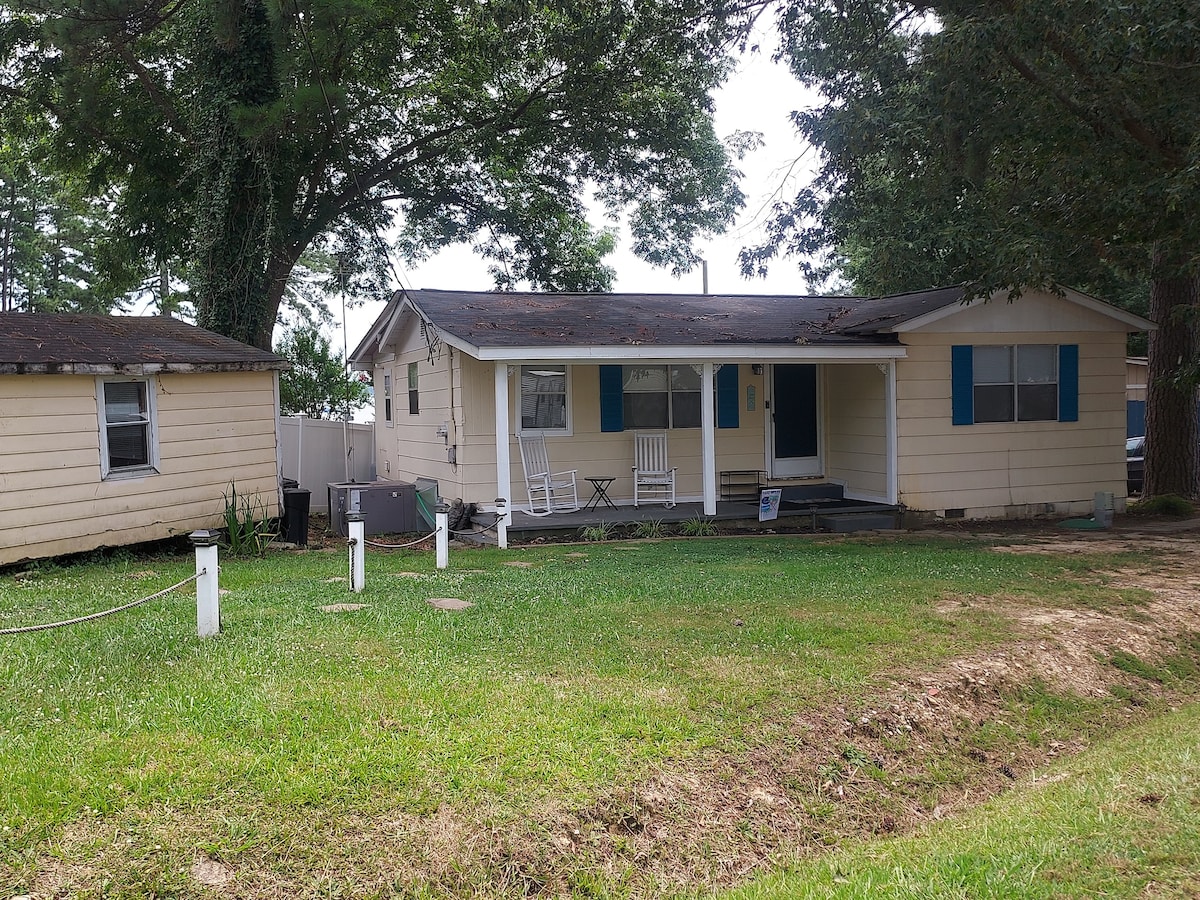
left=751, top=364, right=764, bottom=376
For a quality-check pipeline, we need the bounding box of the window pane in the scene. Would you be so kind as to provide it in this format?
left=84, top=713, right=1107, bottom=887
left=407, top=362, right=418, bottom=390
left=973, top=346, right=1012, bottom=384
left=104, top=381, right=148, bottom=424
left=672, top=391, right=701, bottom=428
left=974, top=384, right=1014, bottom=423
left=1017, top=345, right=1056, bottom=383
left=108, top=423, right=150, bottom=468
left=670, top=365, right=701, bottom=391
left=623, top=365, right=668, bottom=392
left=1018, top=383, right=1058, bottom=421
left=624, top=392, right=668, bottom=428
left=520, top=367, right=567, bottom=430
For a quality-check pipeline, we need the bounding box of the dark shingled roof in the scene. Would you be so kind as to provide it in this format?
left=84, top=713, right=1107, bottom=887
left=398, top=286, right=970, bottom=348
left=0, top=314, right=287, bottom=375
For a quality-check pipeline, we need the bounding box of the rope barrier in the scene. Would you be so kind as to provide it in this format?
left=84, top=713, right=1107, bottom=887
left=448, top=514, right=503, bottom=537
left=0, top=571, right=203, bottom=636
left=362, top=528, right=441, bottom=550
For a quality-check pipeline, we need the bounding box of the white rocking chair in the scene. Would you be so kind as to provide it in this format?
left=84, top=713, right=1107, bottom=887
left=632, top=431, right=676, bottom=508
left=517, top=432, right=580, bottom=516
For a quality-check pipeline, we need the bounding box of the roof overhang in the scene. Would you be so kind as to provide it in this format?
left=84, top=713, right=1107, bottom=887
left=888, top=286, right=1156, bottom=333
left=0, top=361, right=287, bottom=376
left=459, top=343, right=907, bottom=362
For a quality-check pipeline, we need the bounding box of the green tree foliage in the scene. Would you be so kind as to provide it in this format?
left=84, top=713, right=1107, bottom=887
left=1, top=0, right=750, bottom=348
left=749, top=0, right=1200, bottom=497
left=0, top=131, right=144, bottom=312
left=276, top=324, right=369, bottom=419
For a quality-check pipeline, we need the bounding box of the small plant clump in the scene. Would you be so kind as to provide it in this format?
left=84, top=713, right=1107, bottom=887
left=679, top=516, right=719, bottom=537
left=579, top=522, right=616, bottom=542
left=222, top=482, right=277, bottom=557
left=632, top=519, right=667, bottom=539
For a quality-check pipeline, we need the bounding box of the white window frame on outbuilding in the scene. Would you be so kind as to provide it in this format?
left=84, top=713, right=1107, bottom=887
left=96, top=376, right=160, bottom=479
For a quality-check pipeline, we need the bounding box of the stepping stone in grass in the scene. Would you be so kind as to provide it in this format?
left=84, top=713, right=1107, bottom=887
left=392, top=571, right=424, bottom=578
left=504, top=560, right=536, bottom=568
left=565, top=553, right=588, bottom=559
left=427, top=597, right=473, bottom=610
left=321, top=603, right=368, bottom=613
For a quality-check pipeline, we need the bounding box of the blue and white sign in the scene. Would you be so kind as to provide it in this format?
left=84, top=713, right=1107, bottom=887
left=759, top=488, right=782, bottom=522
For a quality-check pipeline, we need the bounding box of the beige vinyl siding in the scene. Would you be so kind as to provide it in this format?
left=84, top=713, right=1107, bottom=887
left=824, top=363, right=887, bottom=499
left=0, top=371, right=279, bottom=565
left=372, top=316, right=468, bottom=496
left=1126, top=358, right=1147, bottom=405
left=895, top=314, right=1129, bottom=515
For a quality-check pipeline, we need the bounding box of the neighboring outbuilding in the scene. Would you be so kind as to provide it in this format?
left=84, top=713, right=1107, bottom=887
left=350, top=285, right=1154, bottom=523
left=0, top=314, right=288, bottom=566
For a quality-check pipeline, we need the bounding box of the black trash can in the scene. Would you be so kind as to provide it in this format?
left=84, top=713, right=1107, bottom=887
left=282, top=488, right=311, bottom=546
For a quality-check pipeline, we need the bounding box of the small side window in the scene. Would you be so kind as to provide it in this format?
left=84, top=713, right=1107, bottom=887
left=407, top=362, right=419, bottom=415
left=98, top=378, right=157, bottom=478
left=383, top=372, right=393, bottom=425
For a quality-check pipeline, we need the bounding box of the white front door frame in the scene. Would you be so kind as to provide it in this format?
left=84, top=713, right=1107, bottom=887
left=767, top=363, right=824, bottom=478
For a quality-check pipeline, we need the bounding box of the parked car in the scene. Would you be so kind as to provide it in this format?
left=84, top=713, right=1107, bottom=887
left=1126, top=436, right=1145, bottom=496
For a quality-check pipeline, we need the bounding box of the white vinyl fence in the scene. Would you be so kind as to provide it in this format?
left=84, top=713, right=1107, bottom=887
left=279, top=416, right=375, bottom=512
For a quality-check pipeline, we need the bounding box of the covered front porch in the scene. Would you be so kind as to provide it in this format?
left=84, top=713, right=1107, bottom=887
left=488, top=353, right=904, bottom=547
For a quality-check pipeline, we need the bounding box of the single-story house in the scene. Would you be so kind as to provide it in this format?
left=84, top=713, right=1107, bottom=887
left=0, top=314, right=287, bottom=566
left=349, top=285, right=1154, bottom=523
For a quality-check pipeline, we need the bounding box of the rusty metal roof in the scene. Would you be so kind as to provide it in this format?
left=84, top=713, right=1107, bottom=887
left=0, top=314, right=288, bottom=375
left=397, top=286, right=970, bottom=349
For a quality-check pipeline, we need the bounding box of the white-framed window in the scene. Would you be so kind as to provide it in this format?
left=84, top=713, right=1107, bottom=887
left=382, top=371, right=393, bottom=425
left=97, top=377, right=158, bottom=478
left=407, top=361, right=419, bottom=415
left=622, top=364, right=701, bottom=429
left=973, top=344, right=1058, bottom=423
left=519, top=365, right=571, bottom=432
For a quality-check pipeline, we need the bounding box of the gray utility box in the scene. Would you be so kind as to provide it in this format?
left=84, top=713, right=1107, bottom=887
left=328, top=481, right=418, bottom=536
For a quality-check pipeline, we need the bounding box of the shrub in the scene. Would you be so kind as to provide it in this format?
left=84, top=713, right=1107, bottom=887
left=1129, top=494, right=1195, bottom=518
left=632, top=519, right=666, bottom=539
left=579, top=522, right=616, bottom=542
left=679, top=516, right=718, bottom=537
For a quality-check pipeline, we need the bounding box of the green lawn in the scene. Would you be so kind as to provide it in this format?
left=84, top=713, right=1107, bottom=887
left=0, top=534, right=1187, bottom=897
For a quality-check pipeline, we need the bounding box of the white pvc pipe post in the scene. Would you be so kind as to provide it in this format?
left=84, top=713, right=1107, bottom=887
left=495, top=496, right=508, bottom=550
left=191, top=530, right=220, bottom=638
left=435, top=503, right=449, bottom=569
left=347, top=512, right=365, bottom=593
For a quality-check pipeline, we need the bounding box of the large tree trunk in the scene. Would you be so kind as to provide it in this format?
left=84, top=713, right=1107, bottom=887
left=1143, top=254, right=1200, bottom=499
left=190, top=0, right=281, bottom=351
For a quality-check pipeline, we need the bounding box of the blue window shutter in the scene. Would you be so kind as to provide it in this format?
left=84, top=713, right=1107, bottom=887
left=717, top=364, right=739, bottom=429
left=951, top=345, right=974, bottom=425
left=1058, top=344, right=1079, bottom=422
left=599, top=365, right=624, bottom=432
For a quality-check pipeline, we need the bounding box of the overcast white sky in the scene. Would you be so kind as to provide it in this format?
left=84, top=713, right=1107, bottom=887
left=339, top=45, right=821, bottom=352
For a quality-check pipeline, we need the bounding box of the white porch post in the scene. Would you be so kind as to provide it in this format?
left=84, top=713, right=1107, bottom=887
left=886, top=359, right=898, bottom=504
left=494, top=362, right=512, bottom=544
left=701, top=361, right=717, bottom=516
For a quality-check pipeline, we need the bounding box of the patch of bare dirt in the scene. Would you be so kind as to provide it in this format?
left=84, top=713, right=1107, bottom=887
left=21, top=529, right=1200, bottom=900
